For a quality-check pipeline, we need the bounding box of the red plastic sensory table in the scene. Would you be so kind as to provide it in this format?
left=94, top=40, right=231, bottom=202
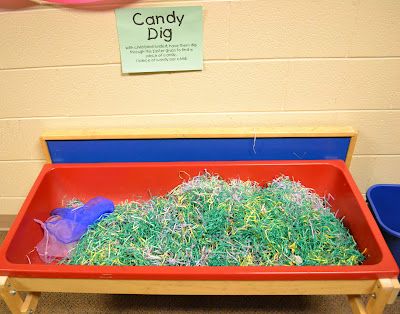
left=0, top=127, right=398, bottom=314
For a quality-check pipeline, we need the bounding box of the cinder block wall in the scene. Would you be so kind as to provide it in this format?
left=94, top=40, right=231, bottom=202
left=0, top=0, right=399, bottom=228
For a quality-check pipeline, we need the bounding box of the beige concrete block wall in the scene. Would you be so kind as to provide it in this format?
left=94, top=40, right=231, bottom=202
left=0, top=0, right=399, bottom=228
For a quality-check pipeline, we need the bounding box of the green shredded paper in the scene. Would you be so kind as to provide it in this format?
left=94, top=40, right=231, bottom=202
left=62, top=173, right=365, bottom=266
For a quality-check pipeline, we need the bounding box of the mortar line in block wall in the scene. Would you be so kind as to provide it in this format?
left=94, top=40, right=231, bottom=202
left=0, top=160, right=45, bottom=163
left=207, top=56, right=400, bottom=63
left=1, top=56, right=400, bottom=72
left=353, top=154, right=400, bottom=158
left=0, top=196, right=25, bottom=199
left=1, top=109, right=399, bottom=121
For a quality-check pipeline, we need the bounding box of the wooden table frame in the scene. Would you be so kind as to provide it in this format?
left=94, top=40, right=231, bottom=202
left=1, top=276, right=399, bottom=314
left=1, top=127, right=399, bottom=313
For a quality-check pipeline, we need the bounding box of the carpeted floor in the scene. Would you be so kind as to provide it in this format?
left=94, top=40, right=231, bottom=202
left=0, top=231, right=398, bottom=314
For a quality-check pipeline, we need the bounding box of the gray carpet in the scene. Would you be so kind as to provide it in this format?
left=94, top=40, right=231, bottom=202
left=0, top=231, right=398, bottom=314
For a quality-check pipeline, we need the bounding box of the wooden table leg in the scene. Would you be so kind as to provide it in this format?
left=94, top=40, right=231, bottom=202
left=348, top=295, right=367, bottom=314
left=0, top=276, right=24, bottom=314
left=0, top=276, right=41, bottom=314
left=20, top=292, right=41, bottom=314
left=365, top=279, right=400, bottom=314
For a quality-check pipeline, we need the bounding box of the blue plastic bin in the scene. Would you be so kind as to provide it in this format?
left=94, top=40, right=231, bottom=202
left=367, top=184, right=400, bottom=270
